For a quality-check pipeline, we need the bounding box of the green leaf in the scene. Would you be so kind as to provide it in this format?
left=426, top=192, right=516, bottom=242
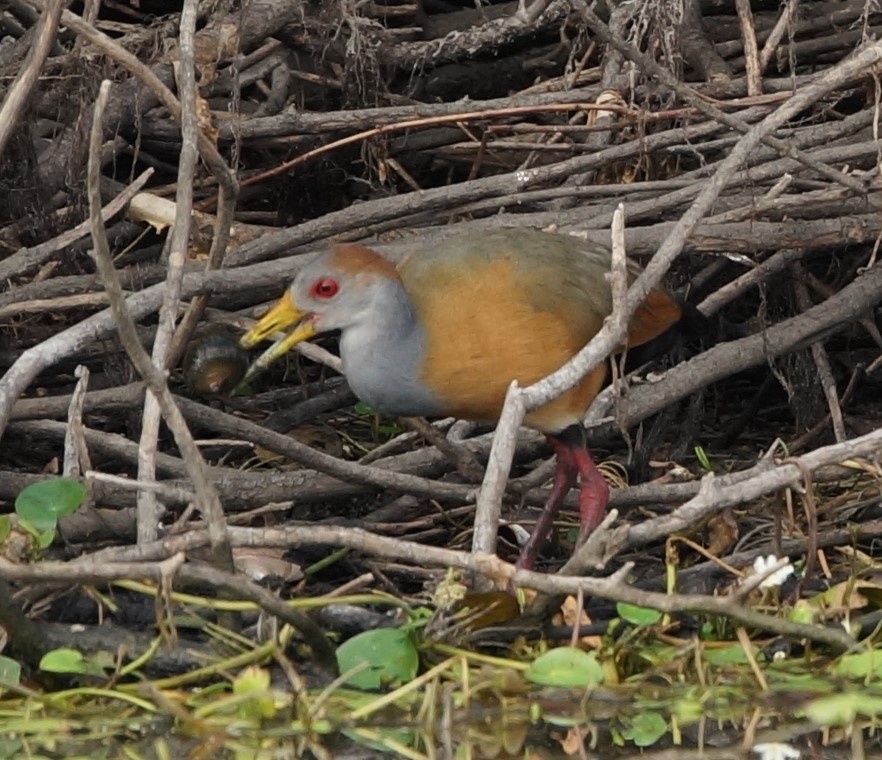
left=833, top=651, right=882, bottom=679
left=617, top=602, right=662, bottom=626
left=233, top=666, right=277, bottom=720
left=0, top=741, right=23, bottom=759
left=620, top=711, right=667, bottom=747
left=803, top=692, right=867, bottom=726
left=40, top=648, right=88, bottom=674
left=335, top=628, right=419, bottom=691
left=39, top=647, right=111, bottom=677
left=343, top=727, right=417, bottom=755
left=0, top=515, right=10, bottom=544
left=15, top=478, right=85, bottom=533
left=787, top=600, right=816, bottom=625
left=36, top=529, right=56, bottom=549
left=353, top=402, right=375, bottom=416
left=524, top=647, right=604, bottom=687
left=694, top=445, right=712, bottom=472
left=0, top=655, right=22, bottom=686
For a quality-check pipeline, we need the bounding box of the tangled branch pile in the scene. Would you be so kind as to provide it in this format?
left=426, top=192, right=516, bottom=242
left=0, top=0, right=881, bottom=644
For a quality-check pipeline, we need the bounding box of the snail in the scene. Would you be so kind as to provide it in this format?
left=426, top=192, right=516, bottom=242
left=182, top=325, right=249, bottom=395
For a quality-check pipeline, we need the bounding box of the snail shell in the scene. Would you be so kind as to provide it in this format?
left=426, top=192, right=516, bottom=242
left=182, top=325, right=249, bottom=395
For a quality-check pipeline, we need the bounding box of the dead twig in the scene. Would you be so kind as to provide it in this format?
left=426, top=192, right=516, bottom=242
left=2, top=523, right=854, bottom=651
left=793, top=268, right=847, bottom=443
left=0, top=0, right=63, bottom=158
left=571, top=0, right=869, bottom=196
left=87, top=79, right=234, bottom=575
left=135, top=0, right=202, bottom=544
left=0, top=169, right=153, bottom=285
left=735, top=0, right=763, bottom=96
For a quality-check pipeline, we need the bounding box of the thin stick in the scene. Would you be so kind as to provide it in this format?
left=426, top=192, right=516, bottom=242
left=87, top=471, right=196, bottom=504
left=472, top=382, right=525, bottom=557
left=699, top=248, right=803, bottom=315
left=63, top=366, right=92, bottom=481
left=609, top=204, right=628, bottom=318
left=735, top=0, right=763, bottom=96
left=87, top=79, right=234, bottom=574
left=571, top=0, right=867, bottom=195
left=135, top=0, right=201, bottom=544
left=0, top=0, right=63, bottom=158
left=794, top=270, right=846, bottom=442
left=524, top=33, right=882, bottom=413
left=759, top=0, right=799, bottom=73
left=0, top=169, right=153, bottom=284
left=11, top=521, right=860, bottom=651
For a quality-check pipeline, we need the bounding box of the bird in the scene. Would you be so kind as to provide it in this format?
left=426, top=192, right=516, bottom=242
left=239, top=228, right=684, bottom=569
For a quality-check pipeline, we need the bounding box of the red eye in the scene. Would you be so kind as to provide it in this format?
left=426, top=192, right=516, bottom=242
left=310, top=277, right=339, bottom=299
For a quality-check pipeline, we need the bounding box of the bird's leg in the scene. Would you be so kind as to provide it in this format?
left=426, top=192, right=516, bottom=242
left=515, top=435, right=578, bottom=570
left=549, top=425, right=610, bottom=544
left=570, top=443, right=611, bottom=545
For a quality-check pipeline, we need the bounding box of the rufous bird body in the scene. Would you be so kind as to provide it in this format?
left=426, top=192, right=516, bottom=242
left=241, top=229, right=683, bottom=567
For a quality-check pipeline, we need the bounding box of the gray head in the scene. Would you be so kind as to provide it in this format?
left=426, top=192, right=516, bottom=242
left=239, top=243, right=413, bottom=376
left=284, top=244, right=407, bottom=334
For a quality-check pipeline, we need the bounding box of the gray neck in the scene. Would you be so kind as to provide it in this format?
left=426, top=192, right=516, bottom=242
left=338, top=280, right=441, bottom=417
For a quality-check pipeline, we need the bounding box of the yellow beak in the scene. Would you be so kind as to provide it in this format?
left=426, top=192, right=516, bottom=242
left=239, top=292, right=317, bottom=381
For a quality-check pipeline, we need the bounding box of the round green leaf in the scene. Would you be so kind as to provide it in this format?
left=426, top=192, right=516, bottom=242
left=40, top=648, right=88, bottom=675
left=621, top=711, right=667, bottom=747
left=336, top=628, right=418, bottom=690
left=617, top=602, right=662, bottom=626
left=40, top=648, right=111, bottom=677
left=15, top=478, right=85, bottom=532
left=525, top=647, right=604, bottom=687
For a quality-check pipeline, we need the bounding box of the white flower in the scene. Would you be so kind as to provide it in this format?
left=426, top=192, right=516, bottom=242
left=752, top=741, right=800, bottom=760
left=752, top=554, right=795, bottom=589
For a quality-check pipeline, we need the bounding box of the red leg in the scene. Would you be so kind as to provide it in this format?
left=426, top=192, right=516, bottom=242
left=570, top=446, right=611, bottom=543
left=516, top=427, right=612, bottom=569
left=515, top=436, right=577, bottom=570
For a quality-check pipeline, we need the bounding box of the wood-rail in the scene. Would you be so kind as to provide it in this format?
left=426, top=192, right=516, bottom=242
left=241, top=229, right=683, bottom=567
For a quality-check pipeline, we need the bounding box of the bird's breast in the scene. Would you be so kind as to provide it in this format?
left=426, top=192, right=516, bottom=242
left=339, top=321, right=442, bottom=418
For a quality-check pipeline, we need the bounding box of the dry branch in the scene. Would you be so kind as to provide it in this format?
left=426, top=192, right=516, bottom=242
left=1, top=0, right=881, bottom=652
